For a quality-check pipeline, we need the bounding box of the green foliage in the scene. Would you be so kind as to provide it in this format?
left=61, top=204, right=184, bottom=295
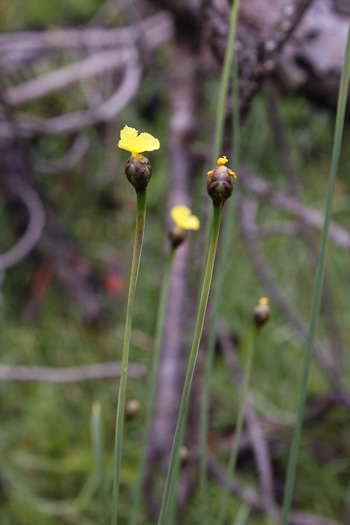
left=1, top=4, right=350, bottom=525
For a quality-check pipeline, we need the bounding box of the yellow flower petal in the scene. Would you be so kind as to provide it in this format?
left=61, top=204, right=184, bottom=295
left=118, top=125, right=160, bottom=154
left=228, top=169, right=237, bottom=179
left=170, top=205, right=200, bottom=231
left=258, top=297, right=269, bottom=305
left=217, top=156, right=228, bottom=166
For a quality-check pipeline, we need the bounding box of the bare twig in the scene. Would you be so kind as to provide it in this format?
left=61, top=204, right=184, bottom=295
left=0, top=176, right=45, bottom=272
left=0, top=47, right=142, bottom=137
left=264, top=79, right=344, bottom=372
left=0, top=362, right=146, bottom=382
left=257, top=221, right=302, bottom=238
left=238, top=197, right=350, bottom=407
left=208, top=455, right=343, bottom=525
left=217, top=318, right=277, bottom=519
left=239, top=169, right=350, bottom=252
left=34, top=135, right=90, bottom=174
left=4, top=48, right=131, bottom=107
left=0, top=12, right=173, bottom=63
left=145, top=35, right=200, bottom=517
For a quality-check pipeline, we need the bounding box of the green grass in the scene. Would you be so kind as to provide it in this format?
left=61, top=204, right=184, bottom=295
left=1, top=3, right=350, bottom=522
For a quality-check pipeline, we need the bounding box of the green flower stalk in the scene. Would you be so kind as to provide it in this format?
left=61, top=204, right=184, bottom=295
left=217, top=298, right=271, bottom=525
left=91, top=402, right=107, bottom=525
left=200, top=55, right=241, bottom=524
left=156, top=158, right=236, bottom=525
left=281, top=22, right=350, bottom=525
left=111, top=125, right=159, bottom=525
left=130, top=205, right=199, bottom=525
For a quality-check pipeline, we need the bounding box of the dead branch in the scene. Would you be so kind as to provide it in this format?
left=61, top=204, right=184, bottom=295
left=34, top=135, right=90, bottom=174
left=0, top=47, right=142, bottom=137
left=207, top=455, right=343, bottom=525
left=264, top=78, right=344, bottom=372
left=0, top=12, right=173, bottom=65
left=217, top=318, right=277, bottom=520
left=4, top=48, right=131, bottom=107
left=0, top=362, right=146, bottom=382
left=0, top=175, right=45, bottom=272
left=238, top=197, right=350, bottom=408
left=145, top=35, right=201, bottom=516
left=239, top=168, right=350, bottom=252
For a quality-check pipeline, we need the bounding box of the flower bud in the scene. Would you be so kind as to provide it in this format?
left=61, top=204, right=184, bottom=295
left=254, top=297, right=271, bottom=328
left=125, top=399, right=141, bottom=420
left=207, top=156, right=236, bottom=207
left=179, top=446, right=190, bottom=466
left=125, top=154, right=152, bottom=192
left=168, top=225, right=187, bottom=249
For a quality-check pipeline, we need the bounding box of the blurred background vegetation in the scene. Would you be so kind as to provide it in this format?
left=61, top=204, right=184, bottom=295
left=1, top=0, right=350, bottom=524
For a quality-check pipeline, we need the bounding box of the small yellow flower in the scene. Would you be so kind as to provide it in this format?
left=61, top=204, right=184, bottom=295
left=118, top=125, right=160, bottom=155
left=207, top=157, right=237, bottom=179
left=217, top=156, right=228, bottom=166
left=170, top=205, right=200, bottom=231
left=258, top=297, right=269, bottom=306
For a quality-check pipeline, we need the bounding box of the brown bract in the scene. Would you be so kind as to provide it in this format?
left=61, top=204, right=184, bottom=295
left=125, top=154, right=152, bottom=192
left=207, top=165, right=235, bottom=207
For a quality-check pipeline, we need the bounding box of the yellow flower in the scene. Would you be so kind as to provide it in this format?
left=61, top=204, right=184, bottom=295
left=217, top=156, right=228, bottom=166
left=207, top=156, right=237, bottom=179
left=170, top=205, right=200, bottom=231
left=118, top=125, right=160, bottom=155
left=258, top=297, right=269, bottom=306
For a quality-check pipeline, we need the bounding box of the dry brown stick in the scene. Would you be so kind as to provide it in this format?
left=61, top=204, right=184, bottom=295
left=0, top=362, right=146, bottom=382
left=0, top=175, right=45, bottom=272
left=0, top=12, right=173, bottom=59
left=239, top=169, right=350, bottom=251
left=217, top=318, right=277, bottom=520
left=257, top=221, right=302, bottom=238
left=34, top=135, right=90, bottom=174
left=207, top=455, right=343, bottom=525
left=0, top=48, right=142, bottom=137
left=264, top=79, right=344, bottom=372
left=238, top=198, right=350, bottom=407
left=144, top=35, right=200, bottom=517
left=4, top=48, right=130, bottom=107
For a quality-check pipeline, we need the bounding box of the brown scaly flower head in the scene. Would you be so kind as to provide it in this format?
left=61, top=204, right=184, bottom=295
left=207, top=156, right=237, bottom=207
left=254, top=297, right=271, bottom=328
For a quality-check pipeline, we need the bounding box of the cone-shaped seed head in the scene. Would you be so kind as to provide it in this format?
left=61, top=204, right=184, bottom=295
left=207, top=156, right=236, bottom=207
left=254, top=297, right=271, bottom=328
left=168, top=225, right=187, bottom=248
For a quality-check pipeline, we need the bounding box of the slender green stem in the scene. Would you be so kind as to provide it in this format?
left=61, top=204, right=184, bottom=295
left=157, top=205, right=223, bottom=525
left=212, top=0, right=242, bottom=164
left=111, top=190, right=147, bottom=525
left=129, top=247, right=175, bottom=525
left=91, top=402, right=107, bottom=525
left=281, top=22, right=350, bottom=525
left=217, top=327, right=258, bottom=525
left=199, top=53, right=241, bottom=524
left=232, top=503, right=250, bottom=525
left=200, top=0, right=241, bottom=295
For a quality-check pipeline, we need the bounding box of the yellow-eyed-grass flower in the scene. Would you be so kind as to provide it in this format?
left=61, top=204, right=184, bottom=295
left=129, top=206, right=199, bottom=525
left=157, top=160, right=235, bottom=525
left=217, top=297, right=271, bottom=525
left=200, top=52, right=241, bottom=525
left=168, top=205, right=200, bottom=248
left=119, top=125, right=160, bottom=192
left=112, top=125, right=159, bottom=525
left=125, top=399, right=141, bottom=420
left=207, top=156, right=236, bottom=207
left=254, top=297, right=271, bottom=328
